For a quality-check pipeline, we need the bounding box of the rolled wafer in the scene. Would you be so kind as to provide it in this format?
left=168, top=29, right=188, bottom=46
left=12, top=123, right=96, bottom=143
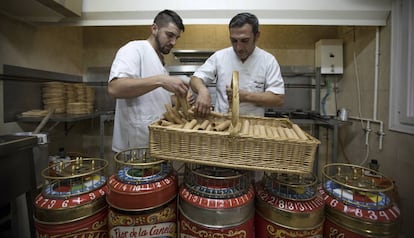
left=163, top=112, right=175, bottom=123
left=159, top=120, right=174, bottom=126
left=177, top=93, right=190, bottom=119
left=276, top=127, right=287, bottom=139
left=165, top=104, right=184, bottom=124
left=183, top=119, right=198, bottom=129
left=288, top=128, right=300, bottom=139
left=213, top=120, right=231, bottom=131
left=292, top=124, right=308, bottom=140
left=195, top=119, right=210, bottom=130
left=187, top=108, right=228, bottom=118
left=240, top=120, right=250, bottom=134
left=283, top=128, right=295, bottom=139
left=168, top=124, right=183, bottom=129
left=206, top=124, right=213, bottom=131
left=265, top=126, right=274, bottom=137
left=271, top=127, right=280, bottom=138
left=248, top=126, right=254, bottom=136
left=257, top=125, right=267, bottom=137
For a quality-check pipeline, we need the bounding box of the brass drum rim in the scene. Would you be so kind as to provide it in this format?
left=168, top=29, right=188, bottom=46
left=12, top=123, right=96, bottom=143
left=34, top=196, right=107, bottom=224
left=107, top=195, right=177, bottom=212
left=255, top=196, right=325, bottom=229
left=178, top=202, right=254, bottom=229
left=42, top=158, right=108, bottom=180
left=325, top=206, right=401, bottom=237
left=114, top=147, right=165, bottom=167
left=322, top=163, right=394, bottom=193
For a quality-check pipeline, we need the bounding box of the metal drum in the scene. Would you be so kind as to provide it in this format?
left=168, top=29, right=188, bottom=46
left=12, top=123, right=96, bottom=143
left=255, top=172, right=325, bottom=238
left=321, top=163, right=400, bottom=237
left=179, top=164, right=255, bottom=238
left=107, top=148, right=178, bottom=237
left=34, top=157, right=109, bottom=237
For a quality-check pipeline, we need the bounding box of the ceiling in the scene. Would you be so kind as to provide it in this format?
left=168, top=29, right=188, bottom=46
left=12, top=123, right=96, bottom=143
left=0, top=0, right=392, bottom=26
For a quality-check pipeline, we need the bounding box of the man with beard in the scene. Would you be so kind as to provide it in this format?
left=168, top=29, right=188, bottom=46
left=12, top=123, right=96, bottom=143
left=190, top=12, right=285, bottom=117
left=108, top=9, right=188, bottom=152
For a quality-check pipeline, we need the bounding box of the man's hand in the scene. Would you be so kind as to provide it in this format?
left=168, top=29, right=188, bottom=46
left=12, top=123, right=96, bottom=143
left=161, top=76, right=189, bottom=97
left=193, top=88, right=212, bottom=117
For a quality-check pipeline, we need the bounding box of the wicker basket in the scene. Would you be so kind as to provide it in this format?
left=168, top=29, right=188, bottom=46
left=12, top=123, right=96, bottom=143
left=149, top=72, right=320, bottom=174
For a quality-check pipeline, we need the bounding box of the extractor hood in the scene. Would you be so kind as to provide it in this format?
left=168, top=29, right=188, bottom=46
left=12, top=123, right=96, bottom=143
left=0, top=0, right=81, bottom=23
left=61, top=0, right=392, bottom=26
left=1, top=0, right=392, bottom=26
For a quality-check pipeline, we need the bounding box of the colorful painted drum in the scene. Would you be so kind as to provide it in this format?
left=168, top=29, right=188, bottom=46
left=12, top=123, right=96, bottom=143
left=179, top=165, right=255, bottom=238
left=321, top=163, right=400, bottom=237
left=255, top=173, right=325, bottom=238
left=34, top=157, right=109, bottom=237
left=107, top=148, right=178, bottom=238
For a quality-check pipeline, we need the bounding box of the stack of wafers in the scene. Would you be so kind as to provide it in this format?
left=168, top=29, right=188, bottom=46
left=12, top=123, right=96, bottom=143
left=40, top=82, right=95, bottom=115
left=66, top=102, right=90, bottom=115
left=42, top=82, right=66, bottom=113
left=85, top=86, right=95, bottom=113
left=65, top=83, right=95, bottom=115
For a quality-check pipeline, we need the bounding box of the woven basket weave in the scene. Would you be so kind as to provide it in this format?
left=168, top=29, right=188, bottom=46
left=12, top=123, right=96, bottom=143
left=149, top=72, right=320, bottom=174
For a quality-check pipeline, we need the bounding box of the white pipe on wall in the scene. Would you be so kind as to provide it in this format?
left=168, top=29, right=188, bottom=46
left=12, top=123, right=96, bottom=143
left=349, top=116, right=384, bottom=150
left=350, top=27, right=385, bottom=152
left=373, top=27, right=380, bottom=121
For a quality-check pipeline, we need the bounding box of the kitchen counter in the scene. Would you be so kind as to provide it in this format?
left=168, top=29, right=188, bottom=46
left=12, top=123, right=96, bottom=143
left=16, top=111, right=102, bottom=123
left=0, top=135, right=37, bottom=157
left=0, top=134, right=37, bottom=237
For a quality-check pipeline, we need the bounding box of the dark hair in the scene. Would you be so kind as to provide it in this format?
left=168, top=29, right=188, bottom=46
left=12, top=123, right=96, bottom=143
left=154, top=9, right=185, bottom=32
left=229, top=12, right=259, bottom=35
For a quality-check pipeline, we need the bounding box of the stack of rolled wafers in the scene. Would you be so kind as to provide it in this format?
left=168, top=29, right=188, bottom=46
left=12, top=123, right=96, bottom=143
left=41, top=82, right=95, bottom=115
left=66, top=83, right=95, bottom=115
left=158, top=93, right=233, bottom=132
left=157, top=95, right=310, bottom=141
left=42, top=82, right=66, bottom=113
left=238, top=120, right=308, bottom=140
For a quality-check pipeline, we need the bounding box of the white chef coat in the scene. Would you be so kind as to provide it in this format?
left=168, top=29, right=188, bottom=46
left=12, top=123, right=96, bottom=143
left=109, top=40, right=171, bottom=152
left=193, top=47, right=284, bottom=116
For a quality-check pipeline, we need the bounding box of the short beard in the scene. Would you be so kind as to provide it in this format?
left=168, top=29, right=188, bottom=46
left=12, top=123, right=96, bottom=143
left=155, top=34, right=171, bottom=54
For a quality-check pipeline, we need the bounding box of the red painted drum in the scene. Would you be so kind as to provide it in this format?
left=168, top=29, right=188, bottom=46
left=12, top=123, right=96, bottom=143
left=255, top=173, right=325, bottom=238
left=34, top=157, right=109, bottom=237
left=321, top=163, right=401, bottom=237
left=179, top=165, right=255, bottom=238
left=107, top=148, right=178, bottom=238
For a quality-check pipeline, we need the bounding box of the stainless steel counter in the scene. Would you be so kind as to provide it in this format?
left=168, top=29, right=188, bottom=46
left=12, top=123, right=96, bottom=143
left=0, top=134, right=37, bottom=237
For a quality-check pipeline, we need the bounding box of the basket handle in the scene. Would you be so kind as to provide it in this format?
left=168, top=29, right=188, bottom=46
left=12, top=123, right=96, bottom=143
left=230, top=71, right=240, bottom=134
